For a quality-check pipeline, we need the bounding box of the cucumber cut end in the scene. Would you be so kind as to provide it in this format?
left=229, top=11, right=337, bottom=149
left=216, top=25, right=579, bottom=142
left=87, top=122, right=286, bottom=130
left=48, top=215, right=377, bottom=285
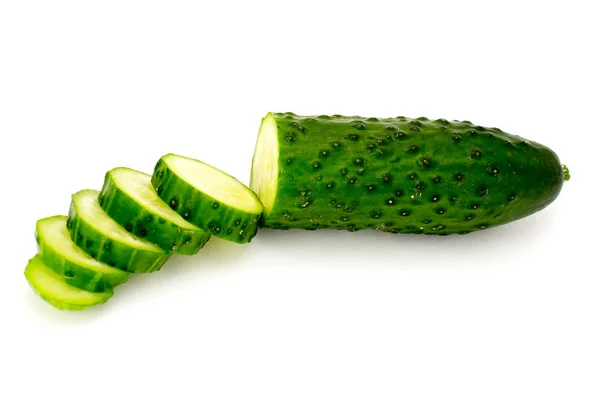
left=250, top=112, right=279, bottom=216
left=162, top=154, right=263, bottom=214
left=25, top=254, right=113, bottom=310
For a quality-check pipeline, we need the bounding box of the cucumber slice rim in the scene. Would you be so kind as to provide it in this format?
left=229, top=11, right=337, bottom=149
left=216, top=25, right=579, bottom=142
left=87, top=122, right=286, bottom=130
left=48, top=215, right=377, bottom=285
left=250, top=112, right=279, bottom=216
left=107, top=167, right=203, bottom=232
left=72, top=189, right=166, bottom=253
left=162, top=153, right=264, bottom=214
left=36, top=215, right=131, bottom=279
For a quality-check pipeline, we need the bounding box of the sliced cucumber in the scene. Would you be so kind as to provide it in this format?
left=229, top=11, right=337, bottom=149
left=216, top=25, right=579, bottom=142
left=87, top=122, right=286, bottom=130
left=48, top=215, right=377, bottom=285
left=25, top=254, right=113, bottom=311
left=151, top=154, right=263, bottom=243
left=68, top=189, right=170, bottom=273
left=99, top=167, right=211, bottom=255
left=36, top=215, right=130, bottom=292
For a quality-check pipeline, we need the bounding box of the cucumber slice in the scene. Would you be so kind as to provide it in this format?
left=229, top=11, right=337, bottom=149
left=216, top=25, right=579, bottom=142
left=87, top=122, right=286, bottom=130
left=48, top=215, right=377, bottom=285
left=151, top=154, right=263, bottom=243
left=25, top=254, right=113, bottom=311
left=36, top=215, right=130, bottom=292
left=99, top=167, right=211, bottom=255
left=68, top=189, right=170, bottom=273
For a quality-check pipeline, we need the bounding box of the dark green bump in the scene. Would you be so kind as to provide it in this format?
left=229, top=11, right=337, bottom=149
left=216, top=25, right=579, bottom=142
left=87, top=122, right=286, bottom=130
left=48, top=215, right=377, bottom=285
left=399, top=209, right=411, bottom=217
left=433, top=176, right=442, bottom=184
left=431, top=195, right=440, bottom=202
left=118, top=265, right=127, bottom=271
left=98, top=197, right=104, bottom=207
left=330, top=199, right=337, bottom=204
left=340, top=168, right=348, bottom=175
left=65, top=270, right=74, bottom=278
left=408, top=173, right=417, bottom=180
left=386, top=125, right=398, bottom=132
left=431, top=224, right=445, bottom=231
left=420, top=157, right=433, bottom=168
left=325, top=181, right=336, bottom=190
left=346, top=177, right=358, bottom=184
left=508, top=193, right=517, bottom=201
left=479, top=187, right=489, bottom=196
left=408, top=145, right=419, bottom=152
left=319, top=150, right=329, bottom=158
left=479, top=224, right=488, bottom=229
left=437, top=118, right=449, bottom=125
left=183, top=211, right=191, bottom=220
left=85, top=239, right=93, bottom=248
left=423, top=219, right=432, bottom=224
left=285, top=134, right=295, bottom=143
left=366, top=117, right=379, bottom=122
left=395, top=190, right=404, bottom=197
left=468, top=129, right=477, bottom=136
left=465, top=214, right=475, bottom=221
left=376, top=149, right=386, bottom=157
left=471, top=203, right=480, bottom=209
left=354, top=158, right=364, bottom=167
left=450, top=196, right=458, bottom=202
left=66, top=218, right=73, bottom=229
left=415, top=182, right=424, bottom=191
left=234, top=219, right=241, bottom=226
left=331, top=141, right=341, bottom=148
left=146, top=215, right=152, bottom=222
left=371, top=210, right=383, bottom=219
left=125, top=222, right=133, bottom=232
left=108, top=261, right=116, bottom=267
left=353, top=122, right=366, bottom=130
left=104, top=241, right=111, bottom=252
left=452, top=135, right=461, bottom=143
left=436, top=208, right=446, bottom=215
left=347, top=133, right=360, bottom=141
left=357, top=168, right=365, bottom=176
left=170, top=198, right=178, bottom=209
left=455, top=173, right=464, bottom=182
left=385, top=197, right=395, bottom=206
left=366, top=144, right=376, bottom=152
left=77, top=233, right=83, bottom=241
left=156, top=185, right=164, bottom=195
left=312, top=161, right=321, bottom=169
left=212, top=202, right=219, bottom=209
left=344, top=206, right=355, bottom=213
left=410, top=126, right=420, bottom=132
left=139, top=228, right=148, bottom=237
left=300, top=201, right=312, bottom=208
left=472, top=150, right=482, bottom=159
left=97, top=284, right=105, bottom=292
left=489, top=167, right=500, bottom=176
left=287, top=158, right=293, bottom=165
left=340, top=216, right=349, bottom=222
left=227, top=229, right=233, bottom=235
left=365, top=184, right=376, bottom=192
left=381, top=174, right=392, bottom=184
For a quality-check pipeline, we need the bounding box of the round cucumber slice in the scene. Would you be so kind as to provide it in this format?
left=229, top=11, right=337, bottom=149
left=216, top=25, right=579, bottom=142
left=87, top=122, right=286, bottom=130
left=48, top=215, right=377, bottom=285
left=151, top=154, right=264, bottom=243
left=99, top=167, right=211, bottom=255
left=25, top=254, right=113, bottom=311
left=68, top=189, right=170, bottom=273
left=36, top=215, right=130, bottom=292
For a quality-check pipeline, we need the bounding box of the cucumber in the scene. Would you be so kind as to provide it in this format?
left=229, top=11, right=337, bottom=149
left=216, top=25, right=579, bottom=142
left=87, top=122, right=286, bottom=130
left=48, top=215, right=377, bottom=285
left=99, top=167, right=211, bottom=255
left=250, top=112, right=568, bottom=235
left=25, top=254, right=113, bottom=311
left=36, top=215, right=130, bottom=292
left=151, top=154, right=264, bottom=243
left=68, top=189, right=171, bottom=273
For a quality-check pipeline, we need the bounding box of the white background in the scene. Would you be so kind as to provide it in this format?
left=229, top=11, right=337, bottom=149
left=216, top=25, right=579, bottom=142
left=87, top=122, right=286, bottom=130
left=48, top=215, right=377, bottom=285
left=1, top=1, right=598, bottom=399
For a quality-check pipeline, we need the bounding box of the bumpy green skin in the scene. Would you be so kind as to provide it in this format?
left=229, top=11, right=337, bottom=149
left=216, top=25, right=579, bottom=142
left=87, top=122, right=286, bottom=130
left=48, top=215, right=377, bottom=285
left=259, top=113, right=566, bottom=235
left=151, top=159, right=261, bottom=243
left=98, top=170, right=211, bottom=255
left=67, top=195, right=171, bottom=273
left=36, top=216, right=130, bottom=292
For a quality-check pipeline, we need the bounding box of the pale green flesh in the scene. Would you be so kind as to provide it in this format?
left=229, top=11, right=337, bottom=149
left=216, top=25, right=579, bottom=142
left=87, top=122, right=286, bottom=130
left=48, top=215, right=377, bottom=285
left=250, top=113, right=279, bottom=216
left=37, top=216, right=128, bottom=277
left=74, top=190, right=160, bottom=252
left=25, top=254, right=113, bottom=310
left=109, top=167, right=199, bottom=230
left=163, top=154, right=263, bottom=213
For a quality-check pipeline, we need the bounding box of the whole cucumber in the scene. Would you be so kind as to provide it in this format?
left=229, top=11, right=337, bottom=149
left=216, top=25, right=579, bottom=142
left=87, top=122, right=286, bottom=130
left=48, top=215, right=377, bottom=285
left=250, top=113, right=568, bottom=235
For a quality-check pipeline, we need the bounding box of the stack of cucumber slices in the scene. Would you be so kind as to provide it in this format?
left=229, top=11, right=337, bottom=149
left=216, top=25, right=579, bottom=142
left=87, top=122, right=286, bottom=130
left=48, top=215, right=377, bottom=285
left=26, top=154, right=264, bottom=310
left=26, top=112, right=569, bottom=311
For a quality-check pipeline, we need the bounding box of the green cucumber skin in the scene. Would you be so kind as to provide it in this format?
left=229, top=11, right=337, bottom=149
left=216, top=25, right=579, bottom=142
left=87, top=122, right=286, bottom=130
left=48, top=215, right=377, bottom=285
left=151, top=159, right=261, bottom=243
left=98, top=170, right=211, bottom=255
left=258, top=113, right=565, bottom=235
left=67, top=202, right=171, bottom=273
left=35, top=216, right=130, bottom=292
